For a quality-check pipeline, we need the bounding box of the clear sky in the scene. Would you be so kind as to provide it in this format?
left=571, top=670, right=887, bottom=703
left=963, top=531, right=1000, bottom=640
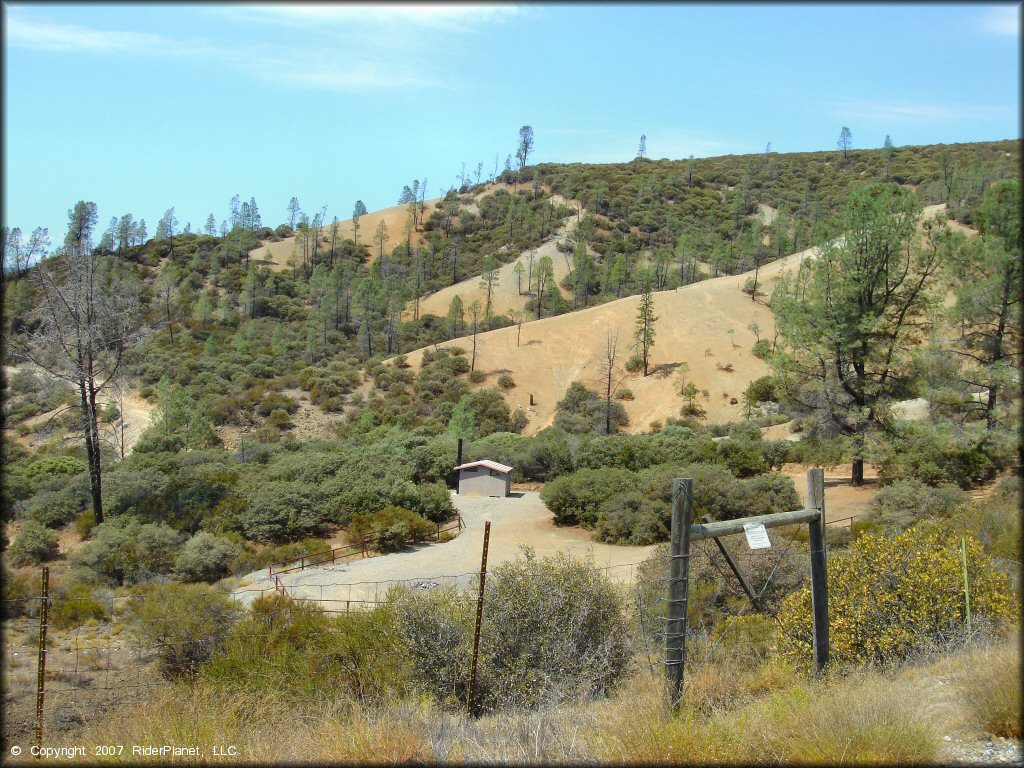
left=3, top=2, right=1020, bottom=247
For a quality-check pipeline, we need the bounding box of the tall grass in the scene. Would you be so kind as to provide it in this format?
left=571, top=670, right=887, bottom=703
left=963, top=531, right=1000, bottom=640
left=29, top=661, right=944, bottom=765
left=588, top=665, right=939, bottom=764
left=958, top=638, right=1021, bottom=738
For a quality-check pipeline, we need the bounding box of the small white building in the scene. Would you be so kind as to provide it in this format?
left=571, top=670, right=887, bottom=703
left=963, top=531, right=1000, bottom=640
left=455, top=460, right=512, bottom=497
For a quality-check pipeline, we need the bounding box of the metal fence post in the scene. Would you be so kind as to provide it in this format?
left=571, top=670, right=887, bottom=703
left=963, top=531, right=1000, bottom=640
left=468, top=520, right=491, bottom=717
left=36, top=566, right=50, bottom=754
left=666, top=478, right=692, bottom=711
left=807, top=468, right=829, bottom=673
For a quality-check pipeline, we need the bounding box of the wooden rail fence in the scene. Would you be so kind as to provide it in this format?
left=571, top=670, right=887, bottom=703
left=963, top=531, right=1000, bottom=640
left=268, top=511, right=464, bottom=578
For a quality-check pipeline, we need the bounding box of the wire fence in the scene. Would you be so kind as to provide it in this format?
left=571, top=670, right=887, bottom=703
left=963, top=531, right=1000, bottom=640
left=3, top=535, right=817, bottom=751
left=5, top=481, right=871, bottom=750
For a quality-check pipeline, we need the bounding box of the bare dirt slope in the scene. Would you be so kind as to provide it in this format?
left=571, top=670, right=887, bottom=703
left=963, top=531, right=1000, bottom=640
left=248, top=198, right=442, bottom=271
left=415, top=193, right=586, bottom=320
left=3, top=365, right=155, bottom=455
left=403, top=203, right=977, bottom=435
left=233, top=491, right=657, bottom=606
left=405, top=240, right=817, bottom=433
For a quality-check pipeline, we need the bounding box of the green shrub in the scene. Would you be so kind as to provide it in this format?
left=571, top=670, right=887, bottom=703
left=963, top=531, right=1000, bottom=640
left=241, top=482, right=321, bottom=542
left=349, top=507, right=435, bottom=553
left=24, top=488, right=84, bottom=528
left=71, top=517, right=183, bottom=585
left=127, top=583, right=243, bottom=677
left=102, top=468, right=172, bottom=521
left=868, top=478, right=969, bottom=533
left=540, top=467, right=636, bottom=526
left=594, top=490, right=668, bottom=545
left=592, top=464, right=800, bottom=544
left=266, top=408, right=292, bottom=429
left=496, top=374, right=516, bottom=389
left=175, top=532, right=244, bottom=583
left=872, top=421, right=1006, bottom=489
left=958, top=477, right=1021, bottom=570
left=228, top=540, right=312, bottom=576
left=777, top=529, right=1015, bottom=667
left=73, top=508, right=97, bottom=538
left=761, top=439, right=794, bottom=471
left=7, top=521, right=60, bottom=567
left=553, top=381, right=629, bottom=435
left=204, top=595, right=409, bottom=703
left=1, top=568, right=41, bottom=618
left=625, top=354, right=644, bottom=373
left=412, top=482, right=455, bottom=524
left=742, top=473, right=802, bottom=517
left=716, top=437, right=768, bottom=477
left=24, top=455, right=88, bottom=488
left=751, top=339, right=772, bottom=359
left=391, top=550, right=631, bottom=713
left=49, top=581, right=108, bottom=629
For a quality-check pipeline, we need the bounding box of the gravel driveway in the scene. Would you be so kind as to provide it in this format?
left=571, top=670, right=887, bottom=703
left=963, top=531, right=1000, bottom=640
left=232, top=492, right=657, bottom=609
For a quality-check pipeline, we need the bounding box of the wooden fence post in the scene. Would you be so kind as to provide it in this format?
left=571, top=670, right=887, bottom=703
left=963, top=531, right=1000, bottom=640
left=666, top=478, right=692, bottom=710
left=468, top=521, right=491, bottom=717
left=807, top=468, right=829, bottom=673
left=36, top=566, right=50, bottom=754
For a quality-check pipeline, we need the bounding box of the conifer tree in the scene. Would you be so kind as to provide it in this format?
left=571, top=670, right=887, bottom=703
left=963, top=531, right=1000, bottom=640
left=634, top=279, right=657, bottom=376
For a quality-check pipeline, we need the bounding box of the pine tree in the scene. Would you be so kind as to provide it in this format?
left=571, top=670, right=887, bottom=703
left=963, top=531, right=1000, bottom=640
left=513, top=260, right=525, bottom=295
left=447, top=295, right=464, bottom=340
left=634, top=279, right=657, bottom=376
left=837, top=126, right=852, bottom=159
left=249, top=197, right=261, bottom=230
left=479, top=256, right=500, bottom=319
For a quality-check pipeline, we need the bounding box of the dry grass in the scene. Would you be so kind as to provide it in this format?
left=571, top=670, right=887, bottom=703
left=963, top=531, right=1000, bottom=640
left=588, top=664, right=939, bottom=764
left=958, top=638, right=1021, bottom=738
left=7, top=645, right=981, bottom=765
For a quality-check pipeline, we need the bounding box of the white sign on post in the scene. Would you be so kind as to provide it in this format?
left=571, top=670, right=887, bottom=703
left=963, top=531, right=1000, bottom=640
left=743, top=522, right=772, bottom=550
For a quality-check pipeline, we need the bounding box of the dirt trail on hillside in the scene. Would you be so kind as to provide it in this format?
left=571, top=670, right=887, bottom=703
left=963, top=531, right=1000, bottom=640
left=233, top=491, right=657, bottom=607
left=399, top=203, right=979, bottom=436
left=3, top=365, right=154, bottom=454
left=414, top=193, right=585, bottom=320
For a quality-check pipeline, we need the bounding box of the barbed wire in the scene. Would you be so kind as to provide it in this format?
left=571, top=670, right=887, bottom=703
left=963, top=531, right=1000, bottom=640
left=3, top=521, right=830, bottom=736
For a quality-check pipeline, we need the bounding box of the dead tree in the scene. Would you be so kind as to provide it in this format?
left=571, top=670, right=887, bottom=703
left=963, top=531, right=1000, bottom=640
left=15, top=202, right=141, bottom=523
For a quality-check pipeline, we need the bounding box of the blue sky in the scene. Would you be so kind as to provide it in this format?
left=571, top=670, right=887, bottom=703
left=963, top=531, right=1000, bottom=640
left=3, top=2, right=1019, bottom=247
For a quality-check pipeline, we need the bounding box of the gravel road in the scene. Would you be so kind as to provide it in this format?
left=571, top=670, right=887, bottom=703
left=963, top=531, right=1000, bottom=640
left=232, top=491, right=657, bottom=608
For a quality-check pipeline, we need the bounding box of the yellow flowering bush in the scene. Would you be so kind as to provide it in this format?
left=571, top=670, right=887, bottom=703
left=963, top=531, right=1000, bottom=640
left=776, top=528, right=1015, bottom=667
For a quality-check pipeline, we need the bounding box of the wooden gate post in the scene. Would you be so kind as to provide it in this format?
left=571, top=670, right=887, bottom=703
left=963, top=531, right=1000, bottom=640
left=666, top=478, right=692, bottom=710
left=807, top=468, right=829, bottom=673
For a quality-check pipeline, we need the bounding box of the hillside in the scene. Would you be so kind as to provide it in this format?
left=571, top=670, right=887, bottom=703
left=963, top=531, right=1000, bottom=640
left=406, top=249, right=794, bottom=432
left=2, top=142, right=1020, bottom=765
left=402, top=202, right=976, bottom=436
left=415, top=192, right=585, bottom=319
left=249, top=198, right=442, bottom=271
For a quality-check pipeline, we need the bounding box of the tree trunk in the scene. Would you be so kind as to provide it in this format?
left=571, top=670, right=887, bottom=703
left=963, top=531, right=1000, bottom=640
left=165, top=293, right=174, bottom=345
left=79, top=373, right=103, bottom=524
left=851, top=457, right=864, bottom=486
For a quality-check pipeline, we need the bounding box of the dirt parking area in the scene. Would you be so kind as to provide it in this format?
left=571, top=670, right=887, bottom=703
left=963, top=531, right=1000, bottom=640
left=233, top=492, right=657, bottom=608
